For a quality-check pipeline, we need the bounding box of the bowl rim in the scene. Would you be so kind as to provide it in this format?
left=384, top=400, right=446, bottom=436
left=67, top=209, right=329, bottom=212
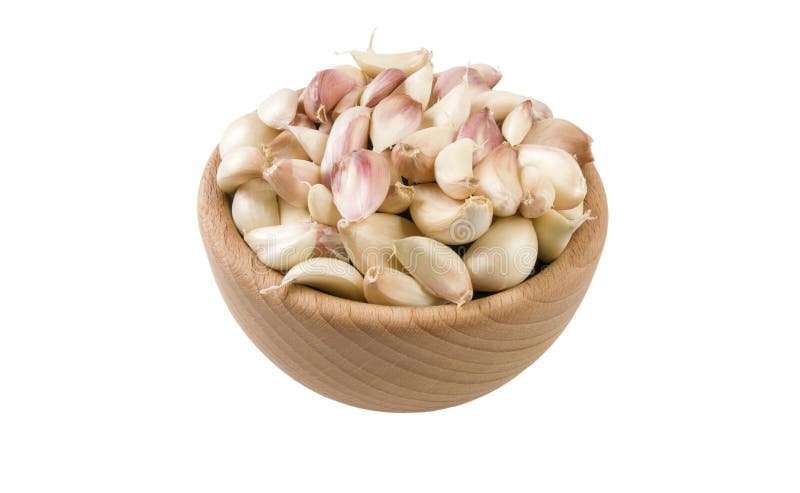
left=199, top=147, right=607, bottom=328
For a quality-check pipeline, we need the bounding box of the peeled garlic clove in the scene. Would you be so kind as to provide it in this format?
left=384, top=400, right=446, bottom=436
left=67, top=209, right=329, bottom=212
left=320, top=106, right=371, bottom=187
left=379, top=182, right=415, bottom=214
left=216, top=146, right=267, bottom=194
left=278, top=197, right=311, bottom=224
left=473, top=143, right=523, bottom=217
left=231, top=179, right=280, bottom=234
left=263, top=129, right=310, bottom=165
left=391, top=126, right=456, bottom=183
left=471, top=64, right=502, bottom=88
left=470, top=92, right=552, bottom=122
left=331, top=149, right=392, bottom=221
left=307, top=183, right=342, bottom=226
left=502, top=100, right=534, bottom=146
left=424, top=75, right=471, bottom=129
left=532, top=208, right=591, bottom=263
left=219, top=112, right=280, bottom=159
left=457, top=107, right=504, bottom=164
left=363, top=266, right=444, bottom=306
left=392, top=62, right=433, bottom=109
left=286, top=126, right=328, bottom=164
left=518, top=166, right=556, bottom=218
left=348, top=32, right=432, bottom=77
left=392, top=236, right=473, bottom=306
left=263, top=158, right=320, bottom=208
left=370, top=94, right=423, bottom=153
left=337, top=213, right=421, bottom=274
left=433, top=66, right=489, bottom=101
left=434, top=138, right=478, bottom=200
left=517, top=144, right=587, bottom=210
left=244, top=222, right=344, bottom=271
left=521, top=118, right=594, bottom=165
left=331, top=86, right=364, bottom=121
left=360, top=68, right=406, bottom=107
left=409, top=183, right=493, bottom=245
left=257, top=88, right=298, bottom=130
left=464, top=216, right=537, bottom=292
left=264, top=257, right=365, bottom=302
left=303, top=68, right=359, bottom=123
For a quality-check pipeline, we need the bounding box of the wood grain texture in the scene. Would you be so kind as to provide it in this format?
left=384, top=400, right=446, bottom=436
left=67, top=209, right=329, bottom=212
left=198, top=148, right=608, bottom=412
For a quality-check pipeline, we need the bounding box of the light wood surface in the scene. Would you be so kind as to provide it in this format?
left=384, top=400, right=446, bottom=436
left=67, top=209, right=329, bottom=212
left=198, top=148, right=608, bottom=412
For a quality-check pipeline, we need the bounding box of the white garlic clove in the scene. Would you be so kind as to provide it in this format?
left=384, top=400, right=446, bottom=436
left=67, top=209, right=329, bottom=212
left=392, top=236, right=473, bottom=306
left=433, top=66, right=489, bottom=101
left=286, top=126, right=328, bottom=165
left=219, top=112, right=280, bottom=159
left=307, top=183, right=342, bottom=226
left=216, top=146, right=267, bottom=194
left=378, top=182, right=415, bottom=214
left=337, top=213, right=421, bottom=274
left=471, top=64, right=502, bottom=88
left=360, top=68, right=406, bottom=107
left=464, top=216, right=538, bottom=292
left=473, top=143, right=523, bottom=217
left=331, top=149, right=392, bottom=222
left=257, top=88, right=299, bottom=130
left=231, top=179, right=280, bottom=234
left=331, top=86, right=364, bottom=121
left=319, top=106, right=371, bottom=187
left=369, top=94, right=423, bottom=153
left=348, top=32, right=432, bottom=77
left=263, top=129, right=311, bottom=166
left=518, top=166, right=556, bottom=218
left=558, top=202, right=585, bottom=220
left=423, top=74, right=471, bottom=129
left=457, top=107, right=504, bottom=164
left=363, top=266, right=444, bottom=306
left=532, top=208, right=592, bottom=263
left=521, top=118, right=594, bottom=165
left=263, top=257, right=365, bottom=302
left=278, top=197, right=312, bottom=224
left=517, top=144, right=587, bottom=210
left=244, top=222, right=344, bottom=272
left=501, top=100, right=534, bottom=146
left=392, top=62, right=433, bottom=109
left=263, top=158, right=320, bottom=208
left=391, top=126, right=457, bottom=183
left=409, top=183, right=493, bottom=245
left=469, top=92, right=552, bottom=122
left=290, top=112, right=317, bottom=129
left=434, top=138, right=478, bottom=200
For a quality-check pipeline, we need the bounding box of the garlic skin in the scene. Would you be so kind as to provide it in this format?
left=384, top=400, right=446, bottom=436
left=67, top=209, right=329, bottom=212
left=360, top=68, right=406, bottom=107
left=257, top=88, right=298, bottom=130
left=331, top=149, right=392, bottom=222
left=433, top=66, right=489, bottom=101
left=423, top=75, right=471, bottom=129
left=286, top=126, right=328, bottom=164
left=501, top=100, right=534, bottom=146
left=320, top=106, right=371, bottom=187
left=263, top=129, right=311, bottom=165
left=532, top=208, right=592, bottom=263
left=264, top=257, right=365, bottom=302
left=391, top=126, right=456, bottom=183
left=231, top=179, right=280, bottom=235
left=521, top=118, right=594, bottom=165
left=471, top=64, right=502, bottom=88
left=392, top=62, right=433, bottom=109
left=434, top=138, right=478, bottom=200
left=392, top=236, right=473, bottom=306
left=307, top=184, right=342, bottom=226
left=216, top=146, right=267, bottom=194
left=219, top=112, right=280, bottom=159
left=263, top=158, right=320, bottom=208
left=278, top=197, right=312, bottom=224
left=518, top=166, right=556, bottom=218
left=348, top=32, right=432, bottom=77
left=464, top=216, right=538, bottom=292
left=337, top=213, right=421, bottom=274
left=409, top=184, right=493, bottom=245
left=363, top=266, right=444, bottom=306
left=370, top=94, right=423, bottom=153
left=470, top=92, right=552, bottom=122
left=244, top=222, right=344, bottom=271
left=473, top=143, right=523, bottom=217
left=517, top=144, right=587, bottom=210
left=303, top=68, right=360, bottom=123
left=457, top=107, right=504, bottom=164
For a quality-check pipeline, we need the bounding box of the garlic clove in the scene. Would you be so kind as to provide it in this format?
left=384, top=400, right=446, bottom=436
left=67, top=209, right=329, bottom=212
left=337, top=213, right=421, bottom=274
left=521, top=118, right=594, bottom=165
left=409, top=183, right=493, bottom=245
left=331, top=86, right=364, bottom=121
left=307, top=183, right=342, bottom=226
left=532, top=208, right=591, bottom=263
left=502, top=100, right=534, bottom=146
left=278, top=197, right=312, bottom=224
left=378, top=182, right=415, bottom=214
left=320, top=106, right=371, bottom=187
left=369, top=94, right=423, bottom=153
left=471, top=64, right=502, bottom=88
left=263, top=158, right=320, bottom=208
left=331, top=149, right=392, bottom=222
left=244, top=222, right=345, bottom=271
left=348, top=32, right=432, bottom=77
left=434, top=138, right=478, bottom=200
left=219, top=112, right=280, bottom=159
left=263, top=257, right=365, bottom=302
left=469, top=92, right=552, bottom=122
left=463, top=216, right=538, bottom=292
left=216, top=146, right=267, bottom=194
left=363, top=266, right=444, bottom=306
left=257, top=88, right=298, bottom=130
left=360, top=68, right=406, bottom=107
left=391, top=236, right=473, bottom=306
left=473, top=143, right=523, bottom=217
left=558, top=202, right=585, bottom=220
left=231, top=178, right=280, bottom=234
left=392, top=62, right=433, bottom=109
left=290, top=112, right=317, bottom=129
left=286, top=126, right=328, bottom=165
left=517, top=144, right=587, bottom=210
left=433, top=66, right=489, bottom=101
left=457, top=107, right=504, bottom=164
left=334, top=64, right=368, bottom=87
left=518, top=166, right=556, bottom=218
left=263, top=129, right=311, bottom=165
left=302, top=68, right=360, bottom=123
left=423, top=74, right=471, bottom=129
left=391, top=126, right=457, bottom=183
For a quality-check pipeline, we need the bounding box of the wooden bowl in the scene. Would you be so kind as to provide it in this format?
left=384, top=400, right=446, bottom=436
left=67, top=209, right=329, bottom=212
left=198, top=148, right=608, bottom=412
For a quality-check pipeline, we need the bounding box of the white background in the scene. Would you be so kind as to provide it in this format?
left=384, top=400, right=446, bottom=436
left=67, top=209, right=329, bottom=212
left=1, top=0, right=799, bottom=491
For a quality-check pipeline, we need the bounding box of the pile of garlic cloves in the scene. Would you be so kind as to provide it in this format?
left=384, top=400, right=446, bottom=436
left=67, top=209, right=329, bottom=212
left=216, top=38, right=594, bottom=307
